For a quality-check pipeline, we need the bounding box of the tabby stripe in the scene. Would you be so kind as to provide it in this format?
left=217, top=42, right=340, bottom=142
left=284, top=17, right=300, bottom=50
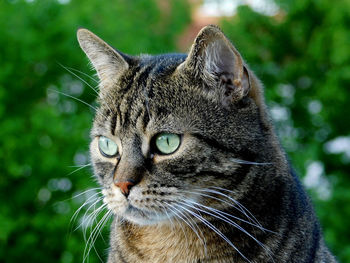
left=110, top=101, right=122, bottom=135
left=118, top=66, right=140, bottom=127
left=121, top=65, right=153, bottom=128
left=116, top=67, right=140, bottom=127
left=141, top=106, right=150, bottom=132
left=141, top=87, right=152, bottom=131
left=171, top=163, right=252, bottom=188
left=193, top=133, right=257, bottom=163
left=118, top=66, right=140, bottom=95
left=201, top=164, right=251, bottom=183
left=110, top=112, right=118, bottom=135
left=114, top=244, right=128, bottom=263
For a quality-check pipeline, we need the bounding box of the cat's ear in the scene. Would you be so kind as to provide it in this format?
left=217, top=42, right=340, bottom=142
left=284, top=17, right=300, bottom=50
left=77, top=28, right=129, bottom=85
left=178, top=25, right=251, bottom=104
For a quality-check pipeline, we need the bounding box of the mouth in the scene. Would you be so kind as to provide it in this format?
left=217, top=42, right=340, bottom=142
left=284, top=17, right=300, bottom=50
left=126, top=204, right=148, bottom=217
left=103, top=186, right=174, bottom=225
left=122, top=203, right=170, bottom=225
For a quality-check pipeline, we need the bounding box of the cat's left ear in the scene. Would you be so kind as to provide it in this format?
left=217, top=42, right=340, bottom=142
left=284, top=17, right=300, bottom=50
left=77, top=28, right=129, bottom=86
left=178, top=25, right=251, bottom=104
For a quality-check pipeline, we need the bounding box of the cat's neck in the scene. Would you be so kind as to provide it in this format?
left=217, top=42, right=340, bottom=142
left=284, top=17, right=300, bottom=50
left=118, top=220, right=206, bottom=261
left=111, top=215, right=270, bottom=263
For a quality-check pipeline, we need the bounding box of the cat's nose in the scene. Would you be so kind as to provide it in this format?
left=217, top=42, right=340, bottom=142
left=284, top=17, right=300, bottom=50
left=114, top=180, right=135, bottom=197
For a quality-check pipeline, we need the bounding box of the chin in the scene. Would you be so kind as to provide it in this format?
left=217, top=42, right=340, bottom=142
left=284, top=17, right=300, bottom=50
left=122, top=205, right=170, bottom=226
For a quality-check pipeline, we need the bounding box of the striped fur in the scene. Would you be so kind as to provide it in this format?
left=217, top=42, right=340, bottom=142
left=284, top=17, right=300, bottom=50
left=78, top=25, right=337, bottom=262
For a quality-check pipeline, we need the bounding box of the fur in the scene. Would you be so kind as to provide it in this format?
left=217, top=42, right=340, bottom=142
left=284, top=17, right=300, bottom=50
left=77, top=25, right=337, bottom=263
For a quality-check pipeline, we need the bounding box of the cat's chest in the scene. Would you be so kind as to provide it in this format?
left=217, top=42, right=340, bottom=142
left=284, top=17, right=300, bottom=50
left=112, top=223, right=241, bottom=263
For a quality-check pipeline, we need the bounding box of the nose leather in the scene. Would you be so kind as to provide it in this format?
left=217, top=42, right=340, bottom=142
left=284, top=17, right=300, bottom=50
left=114, top=180, right=135, bottom=197
left=113, top=140, right=143, bottom=196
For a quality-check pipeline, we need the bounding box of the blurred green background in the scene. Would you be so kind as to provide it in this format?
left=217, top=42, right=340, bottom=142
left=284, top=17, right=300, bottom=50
left=0, top=0, right=349, bottom=262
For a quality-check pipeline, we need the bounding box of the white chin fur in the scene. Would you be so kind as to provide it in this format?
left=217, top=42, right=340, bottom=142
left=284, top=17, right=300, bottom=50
left=102, top=185, right=172, bottom=225
left=122, top=204, right=174, bottom=226
left=123, top=213, right=160, bottom=225
left=102, top=187, right=128, bottom=214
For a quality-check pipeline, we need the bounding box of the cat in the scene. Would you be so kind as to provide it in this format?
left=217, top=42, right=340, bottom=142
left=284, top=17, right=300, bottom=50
left=77, top=25, right=337, bottom=263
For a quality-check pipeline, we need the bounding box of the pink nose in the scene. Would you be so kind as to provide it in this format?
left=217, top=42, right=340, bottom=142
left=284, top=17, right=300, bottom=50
left=114, top=181, right=134, bottom=197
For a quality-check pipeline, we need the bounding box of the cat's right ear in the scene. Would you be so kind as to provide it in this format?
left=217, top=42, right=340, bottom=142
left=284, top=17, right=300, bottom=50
left=77, top=28, right=129, bottom=86
left=177, top=25, right=251, bottom=105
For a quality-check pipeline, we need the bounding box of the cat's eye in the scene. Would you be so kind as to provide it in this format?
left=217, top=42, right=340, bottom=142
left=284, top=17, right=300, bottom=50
left=98, top=136, right=118, bottom=157
left=155, top=133, right=181, bottom=155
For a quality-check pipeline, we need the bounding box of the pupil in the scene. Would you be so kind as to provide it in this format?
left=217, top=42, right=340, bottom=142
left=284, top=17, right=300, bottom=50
left=166, top=137, right=169, bottom=146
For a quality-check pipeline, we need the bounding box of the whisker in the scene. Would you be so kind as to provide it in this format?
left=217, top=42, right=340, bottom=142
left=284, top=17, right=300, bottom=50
left=57, top=62, right=99, bottom=95
left=155, top=200, right=176, bottom=230
left=61, top=66, right=99, bottom=83
left=183, top=189, right=257, bottom=227
left=63, top=187, right=102, bottom=204
left=182, top=189, right=273, bottom=233
left=83, top=201, right=107, bottom=227
left=77, top=197, right=104, bottom=242
left=80, top=198, right=105, bottom=234
left=165, top=205, right=190, bottom=245
left=51, top=89, right=97, bottom=111
left=50, top=89, right=110, bottom=121
left=89, top=210, right=112, bottom=262
left=165, top=202, right=207, bottom=255
left=157, top=200, right=192, bottom=247
left=182, top=200, right=275, bottom=262
left=85, top=205, right=109, bottom=249
left=196, top=188, right=262, bottom=228
left=82, top=203, right=108, bottom=257
left=70, top=191, right=102, bottom=227
left=209, top=187, right=263, bottom=227
left=57, top=64, right=118, bottom=115
left=230, top=158, right=273, bottom=165
left=83, top=209, right=111, bottom=263
left=72, top=188, right=102, bottom=200
left=173, top=202, right=252, bottom=263
left=68, top=163, right=92, bottom=168
left=67, top=163, right=92, bottom=176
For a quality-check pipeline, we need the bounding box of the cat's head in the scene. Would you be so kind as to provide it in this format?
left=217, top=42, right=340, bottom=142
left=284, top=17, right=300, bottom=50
left=77, top=25, right=269, bottom=226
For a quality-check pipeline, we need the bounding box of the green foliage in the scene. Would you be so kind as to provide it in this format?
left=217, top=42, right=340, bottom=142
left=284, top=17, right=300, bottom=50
left=221, top=0, right=350, bottom=261
left=0, top=0, right=189, bottom=262
left=1, top=0, right=349, bottom=262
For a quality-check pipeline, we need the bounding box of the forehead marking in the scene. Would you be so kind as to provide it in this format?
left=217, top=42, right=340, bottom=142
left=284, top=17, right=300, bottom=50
left=120, top=65, right=153, bottom=130
left=110, top=113, right=118, bottom=136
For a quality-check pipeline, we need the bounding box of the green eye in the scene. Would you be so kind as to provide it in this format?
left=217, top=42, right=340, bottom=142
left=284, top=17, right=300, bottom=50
left=155, top=133, right=181, bottom=155
left=98, top=136, right=118, bottom=157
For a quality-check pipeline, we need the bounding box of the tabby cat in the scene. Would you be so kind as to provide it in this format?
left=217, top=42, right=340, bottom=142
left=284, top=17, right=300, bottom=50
left=77, top=25, right=337, bottom=262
